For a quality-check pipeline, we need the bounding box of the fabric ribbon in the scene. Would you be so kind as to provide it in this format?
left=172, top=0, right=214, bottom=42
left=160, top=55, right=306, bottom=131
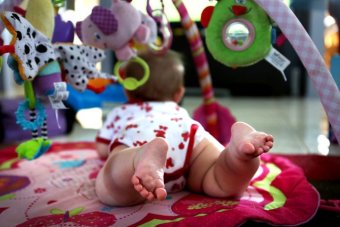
left=172, top=0, right=220, bottom=139
left=254, top=0, right=340, bottom=142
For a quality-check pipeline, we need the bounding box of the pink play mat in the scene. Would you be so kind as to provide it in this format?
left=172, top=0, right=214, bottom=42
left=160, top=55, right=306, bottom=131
left=0, top=142, right=319, bottom=226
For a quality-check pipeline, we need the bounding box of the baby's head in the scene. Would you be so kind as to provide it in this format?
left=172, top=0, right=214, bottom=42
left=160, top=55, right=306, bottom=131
left=125, top=50, right=185, bottom=102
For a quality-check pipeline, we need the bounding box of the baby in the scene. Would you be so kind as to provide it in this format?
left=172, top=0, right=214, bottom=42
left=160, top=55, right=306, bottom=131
left=95, top=50, right=274, bottom=206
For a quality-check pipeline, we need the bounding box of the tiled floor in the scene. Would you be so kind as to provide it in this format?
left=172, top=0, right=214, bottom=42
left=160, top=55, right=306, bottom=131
left=54, top=96, right=340, bottom=156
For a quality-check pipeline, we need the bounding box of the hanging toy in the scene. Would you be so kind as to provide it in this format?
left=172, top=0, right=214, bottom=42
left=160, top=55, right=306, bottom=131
left=171, top=0, right=236, bottom=145
left=0, top=0, right=23, bottom=39
left=75, top=0, right=157, bottom=91
left=0, top=0, right=60, bottom=160
left=14, top=81, right=50, bottom=160
left=114, top=57, right=150, bottom=90
left=202, top=0, right=290, bottom=79
left=52, top=0, right=65, bottom=9
left=52, top=0, right=74, bottom=43
left=146, top=0, right=173, bottom=55
left=203, top=0, right=340, bottom=143
left=0, top=0, right=23, bottom=47
left=0, top=11, right=116, bottom=160
left=0, top=12, right=115, bottom=90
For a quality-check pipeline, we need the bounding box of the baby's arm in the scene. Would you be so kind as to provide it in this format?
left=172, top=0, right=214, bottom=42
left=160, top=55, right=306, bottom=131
left=95, top=140, right=110, bottom=159
left=95, top=109, right=117, bottom=159
left=95, top=128, right=112, bottom=159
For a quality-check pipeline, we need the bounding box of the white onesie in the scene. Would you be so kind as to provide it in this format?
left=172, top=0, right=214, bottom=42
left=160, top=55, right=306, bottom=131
left=96, top=101, right=206, bottom=192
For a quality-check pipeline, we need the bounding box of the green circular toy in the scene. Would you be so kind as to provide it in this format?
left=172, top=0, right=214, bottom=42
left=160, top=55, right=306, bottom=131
left=114, top=57, right=150, bottom=91
left=202, top=0, right=273, bottom=67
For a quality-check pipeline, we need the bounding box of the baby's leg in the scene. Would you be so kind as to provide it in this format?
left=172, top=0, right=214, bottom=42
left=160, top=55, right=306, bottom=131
left=202, top=122, right=273, bottom=197
left=95, top=137, right=168, bottom=206
left=132, top=138, right=168, bottom=201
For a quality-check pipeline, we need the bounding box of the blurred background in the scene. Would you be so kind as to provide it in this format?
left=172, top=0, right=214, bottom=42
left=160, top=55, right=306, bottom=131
left=0, top=0, right=339, bottom=157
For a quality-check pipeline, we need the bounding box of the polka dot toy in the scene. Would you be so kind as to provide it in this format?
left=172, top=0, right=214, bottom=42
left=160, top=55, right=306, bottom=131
left=0, top=11, right=117, bottom=91
left=54, top=44, right=116, bottom=92
left=1, top=11, right=57, bottom=81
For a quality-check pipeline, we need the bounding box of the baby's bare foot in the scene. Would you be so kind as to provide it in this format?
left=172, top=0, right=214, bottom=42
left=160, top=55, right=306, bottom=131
left=131, top=137, right=168, bottom=201
left=229, top=122, right=274, bottom=161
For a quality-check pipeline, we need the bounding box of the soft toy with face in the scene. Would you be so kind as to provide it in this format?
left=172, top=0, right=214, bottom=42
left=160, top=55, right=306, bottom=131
left=76, top=0, right=155, bottom=61
left=202, top=0, right=272, bottom=67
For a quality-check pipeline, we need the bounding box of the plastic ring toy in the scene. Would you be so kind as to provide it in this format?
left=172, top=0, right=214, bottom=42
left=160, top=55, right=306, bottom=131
left=148, top=9, right=173, bottom=55
left=15, top=100, right=46, bottom=131
left=114, top=57, right=150, bottom=91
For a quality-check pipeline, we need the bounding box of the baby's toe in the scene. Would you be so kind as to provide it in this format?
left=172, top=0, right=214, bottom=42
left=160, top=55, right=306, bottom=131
left=241, top=142, right=256, bottom=154
left=146, top=193, right=155, bottom=201
left=256, top=147, right=264, bottom=154
left=131, top=175, right=140, bottom=185
left=134, top=184, right=143, bottom=192
left=265, top=141, right=273, bottom=149
left=140, top=188, right=150, bottom=198
left=262, top=145, right=271, bottom=152
left=266, top=135, right=274, bottom=143
left=155, top=188, right=167, bottom=200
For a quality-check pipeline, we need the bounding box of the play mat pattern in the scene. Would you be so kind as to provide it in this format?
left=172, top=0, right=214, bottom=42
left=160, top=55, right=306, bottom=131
left=0, top=142, right=319, bottom=226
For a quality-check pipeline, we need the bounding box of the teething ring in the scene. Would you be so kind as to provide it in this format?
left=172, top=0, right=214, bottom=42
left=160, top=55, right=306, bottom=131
left=114, top=57, right=150, bottom=91
left=15, top=100, right=46, bottom=131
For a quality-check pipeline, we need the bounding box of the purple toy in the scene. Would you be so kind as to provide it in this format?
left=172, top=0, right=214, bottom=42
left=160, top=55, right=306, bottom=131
left=52, top=14, right=75, bottom=43
left=76, top=0, right=156, bottom=61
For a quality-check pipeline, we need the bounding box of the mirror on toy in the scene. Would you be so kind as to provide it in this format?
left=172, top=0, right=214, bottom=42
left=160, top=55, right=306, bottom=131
left=222, top=19, right=254, bottom=51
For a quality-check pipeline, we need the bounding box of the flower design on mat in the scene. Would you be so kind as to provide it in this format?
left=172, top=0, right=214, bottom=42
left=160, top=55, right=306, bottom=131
left=172, top=194, right=240, bottom=216
left=16, top=208, right=116, bottom=227
left=135, top=156, right=320, bottom=227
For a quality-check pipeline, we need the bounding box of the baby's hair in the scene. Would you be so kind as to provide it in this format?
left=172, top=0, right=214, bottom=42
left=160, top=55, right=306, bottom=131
left=125, top=50, right=185, bottom=101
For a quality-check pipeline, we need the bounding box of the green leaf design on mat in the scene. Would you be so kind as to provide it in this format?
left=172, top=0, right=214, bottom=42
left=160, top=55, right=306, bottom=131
left=0, top=194, right=16, bottom=201
left=50, top=207, right=84, bottom=216
left=253, top=163, right=286, bottom=210
left=140, top=212, right=211, bottom=226
left=139, top=217, right=185, bottom=227
left=50, top=208, right=65, bottom=215
left=69, top=207, right=85, bottom=217
left=0, top=158, right=19, bottom=170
